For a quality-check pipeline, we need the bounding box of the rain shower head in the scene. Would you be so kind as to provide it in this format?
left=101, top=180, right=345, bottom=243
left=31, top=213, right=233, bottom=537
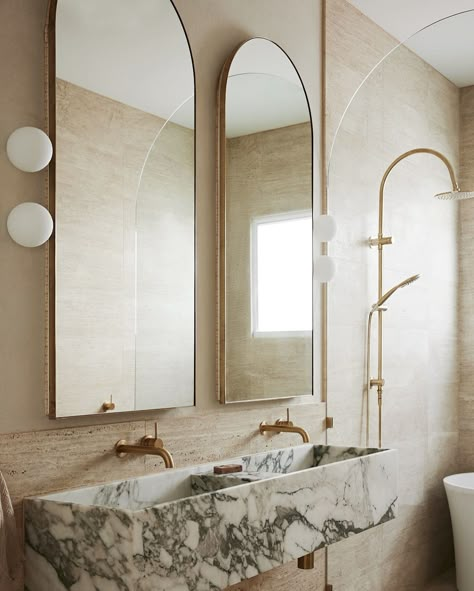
left=371, top=274, right=420, bottom=310
left=435, top=189, right=474, bottom=201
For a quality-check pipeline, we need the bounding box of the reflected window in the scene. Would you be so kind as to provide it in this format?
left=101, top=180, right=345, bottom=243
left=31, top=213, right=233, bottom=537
left=251, top=211, right=312, bottom=335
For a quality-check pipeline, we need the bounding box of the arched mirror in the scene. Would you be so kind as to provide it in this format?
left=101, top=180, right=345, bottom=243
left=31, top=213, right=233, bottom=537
left=217, top=38, right=313, bottom=403
left=47, top=0, right=195, bottom=417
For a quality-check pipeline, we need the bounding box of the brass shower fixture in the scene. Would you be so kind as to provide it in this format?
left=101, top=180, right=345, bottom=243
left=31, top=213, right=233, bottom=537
left=366, top=276, right=419, bottom=448
left=367, top=148, right=474, bottom=449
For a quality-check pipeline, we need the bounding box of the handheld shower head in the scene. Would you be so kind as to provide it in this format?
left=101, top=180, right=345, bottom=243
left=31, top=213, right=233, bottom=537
left=435, top=189, right=474, bottom=201
left=371, top=274, right=420, bottom=310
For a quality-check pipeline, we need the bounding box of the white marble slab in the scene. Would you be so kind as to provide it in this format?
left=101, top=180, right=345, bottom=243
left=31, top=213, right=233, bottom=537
left=24, top=444, right=397, bottom=591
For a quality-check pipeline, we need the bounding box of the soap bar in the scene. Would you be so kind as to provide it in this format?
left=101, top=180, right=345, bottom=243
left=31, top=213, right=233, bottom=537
left=213, top=464, right=243, bottom=475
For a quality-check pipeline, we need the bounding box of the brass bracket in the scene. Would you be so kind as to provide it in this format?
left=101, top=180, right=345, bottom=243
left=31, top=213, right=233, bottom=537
left=368, top=235, right=393, bottom=248
left=276, top=408, right=294, bottom=427
left=102, top=395, right=115, bottom=412
left=141, top=435, right=164, bottom=448
left=325, top=416, right=334, bottom=429
left=297, top=553, right=314, bottom=569
left=142, top=422, right=161, bottom=447
left=369, top=378, right=385, bottom=388
left=115, top=439, right=128, bottom=458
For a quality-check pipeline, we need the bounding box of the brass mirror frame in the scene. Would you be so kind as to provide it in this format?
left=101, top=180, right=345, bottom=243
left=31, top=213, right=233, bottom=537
left=216, top=38, right=315, bottom=404
left=44, top=0, right=196, bottom=417
left=45, top=0, right=57, bottom=417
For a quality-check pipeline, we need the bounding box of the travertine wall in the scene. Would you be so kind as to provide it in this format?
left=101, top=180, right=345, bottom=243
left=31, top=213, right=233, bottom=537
left=459, top=86, right=474, bottom=472
left=226, top=123, right=312, bottom=401
left=327, top=1, right=460, bottom=588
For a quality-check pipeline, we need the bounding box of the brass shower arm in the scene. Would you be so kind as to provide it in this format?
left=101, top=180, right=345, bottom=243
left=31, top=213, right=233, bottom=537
left=378, top=148, right=459, bottom=236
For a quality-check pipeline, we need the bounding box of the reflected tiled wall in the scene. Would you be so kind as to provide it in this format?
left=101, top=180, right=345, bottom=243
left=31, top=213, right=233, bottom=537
left=55, top=79, right=195, bottom=415
left=226, top=123, right=312, bottom=401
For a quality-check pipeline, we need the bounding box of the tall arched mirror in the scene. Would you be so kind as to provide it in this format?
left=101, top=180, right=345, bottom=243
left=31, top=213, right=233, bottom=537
left=217, top=38, right=314, bottom=403
left=47, top=0, right=195, bottom=417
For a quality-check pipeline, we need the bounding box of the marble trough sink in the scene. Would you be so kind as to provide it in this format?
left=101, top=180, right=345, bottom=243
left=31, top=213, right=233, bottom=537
left=24, top=444, right=397, bottom=591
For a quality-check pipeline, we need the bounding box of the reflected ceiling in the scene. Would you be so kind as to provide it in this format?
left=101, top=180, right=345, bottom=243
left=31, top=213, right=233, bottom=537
left=56, top=0, right=193, bottom=124
left=351, top=0, right=474, bottom=87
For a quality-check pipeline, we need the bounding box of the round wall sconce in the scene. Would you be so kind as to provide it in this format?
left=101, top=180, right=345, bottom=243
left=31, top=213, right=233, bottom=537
left=7, top=203, right=54, bottom=247
left=314, top=254, right=336, bottom=283
left=315, top=214, right=337, bottom=242
left=6, top=126, right=53, bottom=173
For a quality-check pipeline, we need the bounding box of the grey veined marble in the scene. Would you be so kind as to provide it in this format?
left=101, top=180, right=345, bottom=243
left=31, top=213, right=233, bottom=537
left=24, top=444, right=397, bottom=591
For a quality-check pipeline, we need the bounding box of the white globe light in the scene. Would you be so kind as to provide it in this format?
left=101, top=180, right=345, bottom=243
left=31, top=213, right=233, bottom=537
left=315, top=214, right=337, bottom=242
left=314, top=255, right=336, bottom=283
left=6, top=127, right=53, bottom=173
left=7, top=203, right=54, bottom=248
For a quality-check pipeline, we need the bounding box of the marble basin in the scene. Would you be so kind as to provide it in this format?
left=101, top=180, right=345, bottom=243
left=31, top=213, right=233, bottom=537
left=24, top=444, right=397, bottom=591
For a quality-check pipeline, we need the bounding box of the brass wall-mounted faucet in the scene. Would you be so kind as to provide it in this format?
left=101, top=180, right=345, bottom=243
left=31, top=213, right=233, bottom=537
left=259, top=409, right=310, bottom=444
left=115, top=423, right=175, bottom=468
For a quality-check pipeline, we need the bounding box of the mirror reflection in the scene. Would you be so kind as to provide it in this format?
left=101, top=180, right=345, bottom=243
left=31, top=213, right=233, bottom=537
left=218, top=38, right=313, bottom=403
left=135, top=98, right=194, bottom=411
left=327, top=10, right=474, bottom=447
left=52, top=0, right=195, bottom=417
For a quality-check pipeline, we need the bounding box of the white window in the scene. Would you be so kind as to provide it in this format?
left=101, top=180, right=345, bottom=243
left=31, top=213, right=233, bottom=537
left=251, top=211, right=312, bottom=336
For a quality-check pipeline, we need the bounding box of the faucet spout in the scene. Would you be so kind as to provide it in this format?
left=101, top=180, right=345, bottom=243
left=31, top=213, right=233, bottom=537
left=115, top=441, right=175, bottom=468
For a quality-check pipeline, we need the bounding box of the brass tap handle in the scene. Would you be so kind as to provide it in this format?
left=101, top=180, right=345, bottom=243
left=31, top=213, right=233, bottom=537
left=102, top=396, right=115, bottom=412
left=276, top=408, right=293, bottom=427
left=142, top=436, right=164, bottom=448
left=141, top=422, right=163, bottom=448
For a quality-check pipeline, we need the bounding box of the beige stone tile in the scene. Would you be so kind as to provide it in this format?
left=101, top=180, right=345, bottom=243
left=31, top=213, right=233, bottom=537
left=250, top=551, right=325, bottom=591
left=459, top=430, right=474, bottom=471
left=428, top=382, right=458, bottom=435
left=459, top=396, right=474, bottom=431
left=424, top=569, right=456, bottom=590
left=424, top=433, right=459, bottom=504
left=381, top=384, right=428, bottom=444
left=0, top=421, right=147, bottom=507
left=327, top=528, right=384, bottom=590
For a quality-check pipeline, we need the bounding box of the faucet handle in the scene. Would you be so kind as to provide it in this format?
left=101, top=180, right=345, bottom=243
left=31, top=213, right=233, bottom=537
left=102, top=395, right=115, bottom=412
left=141, top=422, right=163, bottom=448
left=276, top=408, right=294, bottom=427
